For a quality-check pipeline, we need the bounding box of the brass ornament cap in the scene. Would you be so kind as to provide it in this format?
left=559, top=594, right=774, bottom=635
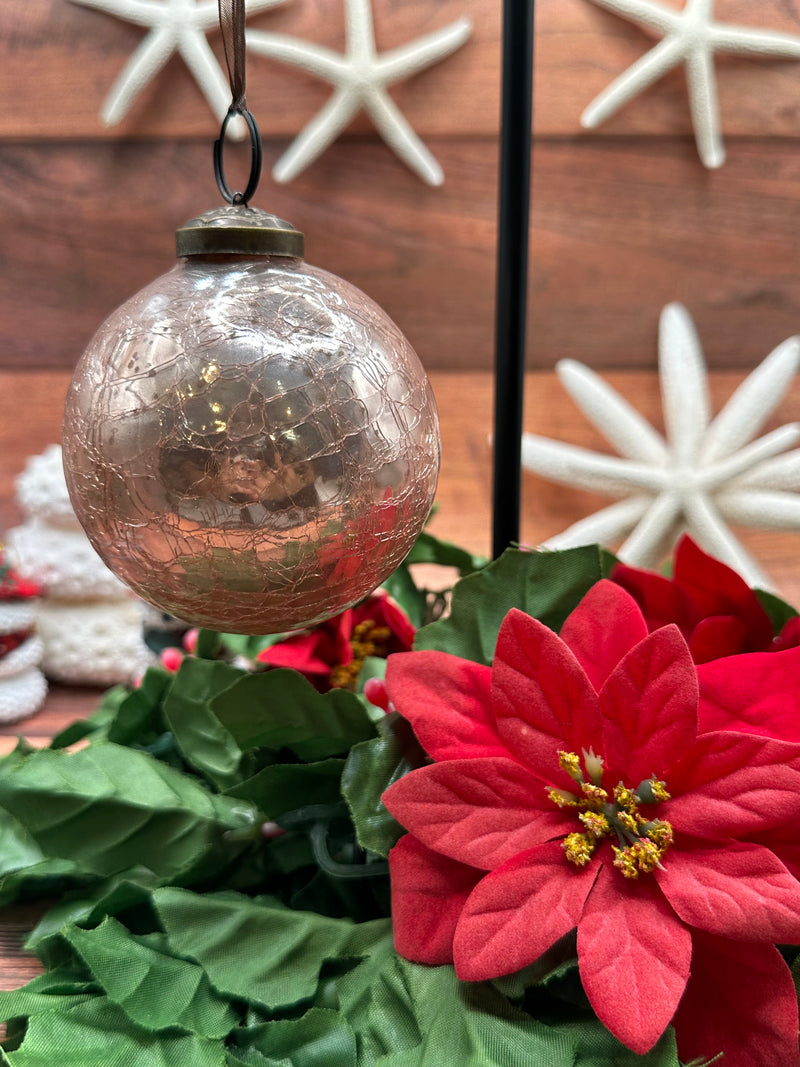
left=176, top=205, right=304, bottom=258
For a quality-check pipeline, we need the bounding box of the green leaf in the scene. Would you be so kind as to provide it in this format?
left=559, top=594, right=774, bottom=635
left=345, top=956, right=577, bottom=1067
left=106, top=669, right=173, bottom=747
left=65, top=918, right=237, bottom=1038
left=28, top=868, right=162, bottom=955
left=211, top=672, right=376, bottom=760
left=153, top=887, right=391, bottom=1014
left=341, top=715, right=425, bottom=858
left=217, top=632, right=288, bottom=660
left=195, top=630, right=223, bottom=659
left=225, top=760, right=345, bottom=818
left=380, top=568, right=427, bottom=629
left=402, top=530, right=487, bottom=575
left=755, top=587, right=799, bottom=635
left=232, top=1008, right=356, bottom=1067
left=415, top=546, right=617, bottom=664
left=0, top=970, right=96, bottom=1022
left=162, top=658, right=245, bottom=790
left=50, top=687, right=128, bottom=750
left=4, top=996, right=226, bottom=1067
left=0, top=743, right=257, bottom=881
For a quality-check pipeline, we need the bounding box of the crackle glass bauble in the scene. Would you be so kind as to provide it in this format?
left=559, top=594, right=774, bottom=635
left=62, top=207, right=440, bottom=634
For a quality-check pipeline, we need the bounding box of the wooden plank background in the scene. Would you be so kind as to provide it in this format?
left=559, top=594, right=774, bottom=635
left=3, top=0, right=800, bottom=370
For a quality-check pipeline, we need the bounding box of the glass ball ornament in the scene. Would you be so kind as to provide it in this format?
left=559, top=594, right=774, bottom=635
left=62, top=206, right=440, bottom=634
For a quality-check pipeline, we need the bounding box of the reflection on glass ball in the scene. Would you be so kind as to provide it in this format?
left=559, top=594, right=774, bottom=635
left=62, top=253, right=440, bottom=634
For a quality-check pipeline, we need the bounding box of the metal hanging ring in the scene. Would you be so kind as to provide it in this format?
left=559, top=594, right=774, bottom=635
left=213, top=106, right=263, bottom=206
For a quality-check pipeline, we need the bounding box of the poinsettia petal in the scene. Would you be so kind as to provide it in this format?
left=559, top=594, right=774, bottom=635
left=558, top=580, right=649, bottom=691
left=452, top=840, right=597, bottom=981
left=688, top=615, right=746, bottom=664
left=673, top=933, right=800, bottom=1067
left=599, top=625, right=697, bottom=782
left=492, top=609, right=602, bottom=777
left=667, top=731, right=800, bottom=837
left=388, top=834, right=483, bottom=965
left=655, top=840, right=800, bottom=942
left=774, top=614, right=800, bottom=650
left=743, top=821, right=800, bottom=881
left=578, top=864, right=691, bottom=1055
left=698, top=646, right=800, bottom=740
left=257, top=629, right=341, bottom=678
left=355, top=592, right=415, bottom=651
left=612, top=560, right=694, bottom=636
left=385, top=651, right=503, bottom=760
left=674, top=535, right=773, bottom=645
left=383, top=757, right=571, bottom=869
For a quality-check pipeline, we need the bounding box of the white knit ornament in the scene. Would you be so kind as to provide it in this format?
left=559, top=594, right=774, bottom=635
left=7, top=445, right=154, bottom=686
left=36, top=601, right=153, bottom=687
left=0, top=579, right=47, bottom=723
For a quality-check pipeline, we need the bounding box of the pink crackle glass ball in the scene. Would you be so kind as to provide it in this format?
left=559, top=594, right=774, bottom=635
left=62, top=211, right=439, bottom=635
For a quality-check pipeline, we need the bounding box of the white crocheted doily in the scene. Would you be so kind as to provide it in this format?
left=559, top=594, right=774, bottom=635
left=36, top=600, right=154, bottom=687
left=15, top=444, right=81, bottom=530
left=6, top=519, right=129, bottom=601
left=0, top=666, right=47, bottom=723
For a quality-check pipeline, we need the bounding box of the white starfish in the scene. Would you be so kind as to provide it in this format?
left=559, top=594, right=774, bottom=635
left=521, top=303, right=800, bottom=589
left=68, top=0, right=289, bottom=138
left=581, top=0, right=800, bottom=168
left=246, top=0, right=472, bottom=185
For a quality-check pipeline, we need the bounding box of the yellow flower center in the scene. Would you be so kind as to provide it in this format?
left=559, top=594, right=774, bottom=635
left=329, top=619, right=392, bottom=690
left=548, top=749, right=673, bottom=879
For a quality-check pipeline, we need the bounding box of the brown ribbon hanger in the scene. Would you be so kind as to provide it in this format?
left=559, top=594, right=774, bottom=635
left=218, top=0, right=247, bottom=112
left=214, top=0, right=262, bottom=205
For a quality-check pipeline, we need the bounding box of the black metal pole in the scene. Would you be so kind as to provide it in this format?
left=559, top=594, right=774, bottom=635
left=492, top=0, right=534, bottom=559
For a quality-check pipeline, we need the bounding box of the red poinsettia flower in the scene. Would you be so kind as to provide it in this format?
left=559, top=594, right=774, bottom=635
left=383, top=581, right=800, bottom=1065
left=256, top=590, right=414, bottom=692
left=612, top=534, right=800, bottom=662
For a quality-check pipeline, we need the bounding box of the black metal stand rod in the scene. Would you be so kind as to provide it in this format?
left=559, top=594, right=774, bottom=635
left=492, top=0, right=534, bottom=559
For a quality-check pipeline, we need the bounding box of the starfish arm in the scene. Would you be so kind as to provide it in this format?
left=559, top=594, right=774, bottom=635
left=556, top=359, right=669, bottom=464
left=685, top=45, right=725, bottom=168
left=683, top=490, right=772, bottom=589
left=716, top=489, right=800, bottom=531
left=617, top=490, right=683, bottom=566
left=68, top=0, right=172, bottom=30
left=711, top=24, right=800, bottom=59
left=272, top=88, right=360, bottom=182
left=658, top=303, right=711, bottom=465
left=581, top=35, right=687, bottom=128
left=541, top=496, right=652, bottom=550
left=521, top=435, right=666, bottom=494
left=699, top=424, right=800, bottom=490
left=246, top=32, right=350, bottom=83
left=700, top=336, right=800, bottom=463
left=376, top=17, right=473, bottom=84
left=365, top=90, right=444, bottom=186
left=100, top=26, right=177, bottom=126
left=686, top=0, right=714, bottom=19
left=581, top=0, right=681, bottom=36
left=732, top=449, right=800, bottom=491
left=244, top=0, right=294, bottom=15
left=178, top=30, right=242, bottom=126
left=343, top=0, right=377, bottom=62
left=191, top=0, right=286, bottom=32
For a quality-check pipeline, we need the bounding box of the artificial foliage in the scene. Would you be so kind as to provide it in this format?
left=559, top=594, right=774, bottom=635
left=0, top=534, right=797, bottom=1064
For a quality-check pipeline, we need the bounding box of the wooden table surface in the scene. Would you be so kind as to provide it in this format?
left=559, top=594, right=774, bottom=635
left=0, top=365, right=799, bottom=988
